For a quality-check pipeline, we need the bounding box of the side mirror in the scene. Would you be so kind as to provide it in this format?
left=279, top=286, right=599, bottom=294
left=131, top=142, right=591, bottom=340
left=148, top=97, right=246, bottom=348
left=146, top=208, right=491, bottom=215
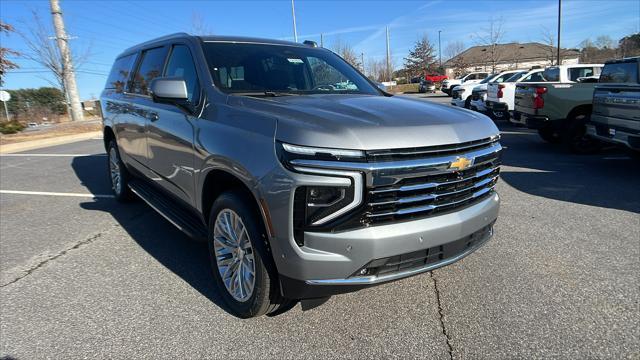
left=150, top=77, right=188, bottom=103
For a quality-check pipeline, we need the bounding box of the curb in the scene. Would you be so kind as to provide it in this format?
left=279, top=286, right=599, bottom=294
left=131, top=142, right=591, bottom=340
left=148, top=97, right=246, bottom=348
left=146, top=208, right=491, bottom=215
left=0, top=131, right=103, bottom=154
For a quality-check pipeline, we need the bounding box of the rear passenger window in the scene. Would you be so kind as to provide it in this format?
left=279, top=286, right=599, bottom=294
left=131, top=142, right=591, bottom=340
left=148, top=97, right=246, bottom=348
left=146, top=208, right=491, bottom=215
left=131, top=47, right=168, bottom=95
left=569, top=67, right=596, bottom=81
left=164, top=45, right=200, bottom=104
left=542, top=68, right=560, bottom=82
left=105, top=54, right=136, bottom=93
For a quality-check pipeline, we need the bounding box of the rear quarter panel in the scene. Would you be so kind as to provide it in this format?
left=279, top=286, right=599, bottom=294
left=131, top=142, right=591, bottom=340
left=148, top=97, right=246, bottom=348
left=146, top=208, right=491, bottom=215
left=515, top=82, right=597, bottom=120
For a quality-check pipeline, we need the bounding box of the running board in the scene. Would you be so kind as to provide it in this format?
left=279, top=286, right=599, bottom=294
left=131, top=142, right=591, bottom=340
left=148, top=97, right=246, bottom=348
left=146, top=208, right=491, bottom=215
left=129, top=180, right=208, bottom=242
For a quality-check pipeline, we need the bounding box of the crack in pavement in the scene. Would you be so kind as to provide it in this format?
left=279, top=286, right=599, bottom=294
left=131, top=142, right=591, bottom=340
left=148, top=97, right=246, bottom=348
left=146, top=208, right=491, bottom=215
left=0, top=210, right=149, bottom=288
left=431, top=271, right=454, bottom=360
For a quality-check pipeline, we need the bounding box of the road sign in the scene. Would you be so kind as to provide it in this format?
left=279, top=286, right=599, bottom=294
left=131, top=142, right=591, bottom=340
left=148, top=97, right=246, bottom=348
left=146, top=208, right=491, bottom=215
left=0, top=90, right=10, bottom=102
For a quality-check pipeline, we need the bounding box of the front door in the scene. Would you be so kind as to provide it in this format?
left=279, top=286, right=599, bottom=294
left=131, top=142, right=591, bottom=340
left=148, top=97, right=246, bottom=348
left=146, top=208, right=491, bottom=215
left=145, top=44, right=201, bottom=206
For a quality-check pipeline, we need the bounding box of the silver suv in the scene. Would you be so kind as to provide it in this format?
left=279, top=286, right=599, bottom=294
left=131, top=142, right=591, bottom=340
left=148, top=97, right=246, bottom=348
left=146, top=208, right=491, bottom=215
left=101, top=33, right=501, bottom=318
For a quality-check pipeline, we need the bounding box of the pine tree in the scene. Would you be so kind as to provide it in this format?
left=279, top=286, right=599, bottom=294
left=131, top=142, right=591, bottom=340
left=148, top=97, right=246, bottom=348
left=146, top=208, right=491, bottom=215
left=403, top=35, right=437, bottom=78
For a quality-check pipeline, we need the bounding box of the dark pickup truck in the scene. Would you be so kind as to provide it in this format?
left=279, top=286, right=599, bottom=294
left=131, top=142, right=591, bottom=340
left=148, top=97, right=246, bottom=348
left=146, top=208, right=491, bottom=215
left=586, top=57, right=640, bottom=153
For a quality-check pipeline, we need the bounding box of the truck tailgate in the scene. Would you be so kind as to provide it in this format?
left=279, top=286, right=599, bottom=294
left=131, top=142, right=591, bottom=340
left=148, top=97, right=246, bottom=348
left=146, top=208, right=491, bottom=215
left=514, top=83, right=538, bottom=115
left=486, top=83, right=500, bottom=102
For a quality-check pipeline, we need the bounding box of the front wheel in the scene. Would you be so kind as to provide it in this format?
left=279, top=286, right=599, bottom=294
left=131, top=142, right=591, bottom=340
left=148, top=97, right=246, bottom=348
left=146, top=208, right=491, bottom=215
left=207, top=191, right=289, bottom=318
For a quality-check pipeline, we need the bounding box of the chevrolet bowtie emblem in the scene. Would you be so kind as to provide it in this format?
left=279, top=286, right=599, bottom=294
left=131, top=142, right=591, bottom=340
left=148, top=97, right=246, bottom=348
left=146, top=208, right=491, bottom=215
left=449, top=156, right=473, bottom=171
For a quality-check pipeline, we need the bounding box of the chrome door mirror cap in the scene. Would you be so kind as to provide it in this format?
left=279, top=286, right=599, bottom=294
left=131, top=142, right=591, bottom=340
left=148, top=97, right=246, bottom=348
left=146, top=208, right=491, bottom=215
left=150, top=77, right=188, bottom=101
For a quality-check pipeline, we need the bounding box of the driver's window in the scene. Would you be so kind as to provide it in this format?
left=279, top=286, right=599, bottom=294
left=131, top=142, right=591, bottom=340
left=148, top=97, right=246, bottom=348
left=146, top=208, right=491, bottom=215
left=308, top=57, right=358, bottom=90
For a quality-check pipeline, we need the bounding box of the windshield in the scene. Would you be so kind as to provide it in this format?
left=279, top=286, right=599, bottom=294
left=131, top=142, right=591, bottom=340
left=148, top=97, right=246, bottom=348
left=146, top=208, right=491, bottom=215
left=504, top=71, right=527, bottom=82
left=202, top=42, right=379, bottom=95
left=479, top=74, right=498, bottom=84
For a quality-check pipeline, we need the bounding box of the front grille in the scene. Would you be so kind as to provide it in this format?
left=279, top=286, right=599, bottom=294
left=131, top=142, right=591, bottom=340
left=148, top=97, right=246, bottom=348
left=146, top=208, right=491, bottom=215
left=363, top=140, right=501, bottom=226
left=352, top=222, right=494, bottom=278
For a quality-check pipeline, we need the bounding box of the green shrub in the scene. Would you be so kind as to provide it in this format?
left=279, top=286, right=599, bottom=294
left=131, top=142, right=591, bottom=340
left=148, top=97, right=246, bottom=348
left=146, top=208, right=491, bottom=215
left=0, top=121, right=26, bottom=134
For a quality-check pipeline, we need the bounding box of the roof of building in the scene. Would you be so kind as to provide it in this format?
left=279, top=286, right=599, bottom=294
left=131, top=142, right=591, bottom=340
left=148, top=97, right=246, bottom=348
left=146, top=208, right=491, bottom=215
left=443, top=42, right=580, bottom=67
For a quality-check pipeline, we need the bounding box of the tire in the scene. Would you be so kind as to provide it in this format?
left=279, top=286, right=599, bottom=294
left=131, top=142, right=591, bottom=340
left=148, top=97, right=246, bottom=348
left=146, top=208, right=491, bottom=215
left=464, top=97, right=472, bottom=109
left=537, top=126, right=562, bottom=144
left=563, top=113, right=602, bottom=154
left=207, top=191, right=288, bottom=318
left=107, top=140, right=134, bottom=202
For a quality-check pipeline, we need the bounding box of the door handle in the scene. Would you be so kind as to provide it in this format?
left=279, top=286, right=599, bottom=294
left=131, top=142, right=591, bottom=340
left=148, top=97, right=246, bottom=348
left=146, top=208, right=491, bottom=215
left=149, top=113, right=159, bottom=121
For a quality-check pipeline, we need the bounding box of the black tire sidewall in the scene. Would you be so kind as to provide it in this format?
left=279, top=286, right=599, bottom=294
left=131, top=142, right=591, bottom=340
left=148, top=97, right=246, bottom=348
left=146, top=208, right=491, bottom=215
left=564, top=113, right=602, bottom=154
left=207, top=191, right=277, bottom=318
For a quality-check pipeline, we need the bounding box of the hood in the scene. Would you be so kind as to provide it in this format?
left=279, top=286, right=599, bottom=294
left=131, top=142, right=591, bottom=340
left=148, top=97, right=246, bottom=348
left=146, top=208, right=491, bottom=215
left=227, top=94, right=498, bottom=150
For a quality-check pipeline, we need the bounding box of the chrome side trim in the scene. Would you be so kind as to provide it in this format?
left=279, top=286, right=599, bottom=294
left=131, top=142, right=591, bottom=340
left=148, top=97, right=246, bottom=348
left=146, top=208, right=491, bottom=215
left=305, top=226, right=493, bottom=286
left=292, top=166, right=364, bottom=226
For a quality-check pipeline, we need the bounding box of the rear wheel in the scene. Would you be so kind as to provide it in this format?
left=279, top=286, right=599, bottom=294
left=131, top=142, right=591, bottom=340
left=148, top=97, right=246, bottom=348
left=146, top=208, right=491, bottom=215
left=563, top=113, right=602, bottom=154
left=537, top=126, right=562, bottom=144
left=207, top=191, right=289, bottom=318
left=107, top=140, right=134, bottom=202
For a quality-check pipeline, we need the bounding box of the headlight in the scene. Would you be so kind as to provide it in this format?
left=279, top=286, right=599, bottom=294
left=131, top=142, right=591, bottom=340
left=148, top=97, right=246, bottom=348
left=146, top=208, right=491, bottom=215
left=278, top=142, right=364, bottom=244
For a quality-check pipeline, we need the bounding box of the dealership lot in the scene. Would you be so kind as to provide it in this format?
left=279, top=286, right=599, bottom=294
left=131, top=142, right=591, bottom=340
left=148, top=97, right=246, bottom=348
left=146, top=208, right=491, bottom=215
left=1, top=95, right=638, bottom=358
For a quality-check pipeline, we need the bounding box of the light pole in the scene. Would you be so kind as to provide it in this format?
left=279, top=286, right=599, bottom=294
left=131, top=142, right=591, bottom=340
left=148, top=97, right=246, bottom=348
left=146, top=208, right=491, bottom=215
left=438, top=30, right=442, bottom=68
left=291, top=0, right=298, bottom=42
left=557, top=0, right=561, bottom=65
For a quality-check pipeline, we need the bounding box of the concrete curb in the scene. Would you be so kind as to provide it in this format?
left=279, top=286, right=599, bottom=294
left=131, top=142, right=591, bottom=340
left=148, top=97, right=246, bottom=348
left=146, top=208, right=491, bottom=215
left=0, top=131, right=102, bottom=154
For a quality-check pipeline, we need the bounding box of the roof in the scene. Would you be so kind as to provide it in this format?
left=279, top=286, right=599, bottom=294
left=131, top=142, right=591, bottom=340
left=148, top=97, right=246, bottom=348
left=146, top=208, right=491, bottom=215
left=121, top=33, right=306, bottom=55
left=443, top=42, right=580, bottom=67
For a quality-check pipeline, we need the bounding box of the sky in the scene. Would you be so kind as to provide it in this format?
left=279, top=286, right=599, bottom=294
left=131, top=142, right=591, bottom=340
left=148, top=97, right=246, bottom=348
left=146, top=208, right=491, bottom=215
left=1, top=0, right=639, bottom=99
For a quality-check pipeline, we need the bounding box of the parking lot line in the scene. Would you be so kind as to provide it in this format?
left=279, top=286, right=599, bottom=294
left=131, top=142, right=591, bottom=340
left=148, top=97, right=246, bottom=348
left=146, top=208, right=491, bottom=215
left=0, top=190, right=114, bottom=198
left=0, top=153, right=106, bottom=157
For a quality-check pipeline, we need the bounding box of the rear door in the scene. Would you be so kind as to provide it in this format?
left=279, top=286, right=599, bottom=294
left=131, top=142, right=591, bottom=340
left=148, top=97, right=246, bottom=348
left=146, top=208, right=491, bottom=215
left=145, top=43, right=202, bottom=206
left=127, top=46, right=169, bottom=171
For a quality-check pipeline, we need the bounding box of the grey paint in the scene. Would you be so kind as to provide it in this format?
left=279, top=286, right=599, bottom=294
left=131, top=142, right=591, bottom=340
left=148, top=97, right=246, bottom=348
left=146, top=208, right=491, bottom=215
left=101, top=34, right=501, bottom=290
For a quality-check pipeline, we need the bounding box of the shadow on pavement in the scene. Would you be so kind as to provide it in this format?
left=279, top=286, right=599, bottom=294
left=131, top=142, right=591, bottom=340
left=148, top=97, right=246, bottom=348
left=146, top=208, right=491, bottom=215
left=497, top=122, right=640, bottom=213
left=70, top=155, right=235, bottom=316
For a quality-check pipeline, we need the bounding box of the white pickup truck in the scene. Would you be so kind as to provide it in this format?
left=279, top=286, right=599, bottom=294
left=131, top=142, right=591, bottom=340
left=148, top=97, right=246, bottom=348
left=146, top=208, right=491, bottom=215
left=485, top=69, right=545, bottom=120
left=442, top=72, right=489, bottom=96
left=464, top=70, right=524, bottom=112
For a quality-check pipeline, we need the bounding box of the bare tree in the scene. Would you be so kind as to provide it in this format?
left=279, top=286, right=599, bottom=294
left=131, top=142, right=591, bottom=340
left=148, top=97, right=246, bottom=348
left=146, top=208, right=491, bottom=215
left=0, top=21, right=20, bottom=86
left=17, top=11, right=91, bottom=105
left=366, top=56, right=394, bottom=82
left=331, top=39, right=361, bottom=69
left=190, top=12, right=212, bottom=35
left=444, top=41, right=468, bottom=77
left=473, top=17, right=506, bottom=73
left=540, top=26, right=556, bottom=65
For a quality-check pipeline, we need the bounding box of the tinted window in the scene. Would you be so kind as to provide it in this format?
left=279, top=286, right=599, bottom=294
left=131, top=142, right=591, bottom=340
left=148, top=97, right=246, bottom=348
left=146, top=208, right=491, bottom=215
left=203, top=43, right=377, bottom=95
left=543, top=67, right=560, bottom=81
left=599, top=62, right=638, bottom=83
left=522, top=71, right=546, bottom=82
left=131, top=47, right=168, bottom=95
left=569, top=67, right=598, bottom=81
left=164, top=45, right=200, bottom=104
left=105, top=54, right=136, bottom=93
left=478, top=73, right=488, bottom=79
left=504, top=71, right=527, bottom=82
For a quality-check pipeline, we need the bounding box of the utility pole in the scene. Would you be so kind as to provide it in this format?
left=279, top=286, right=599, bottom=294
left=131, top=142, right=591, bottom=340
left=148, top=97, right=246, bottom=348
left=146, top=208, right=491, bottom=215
left=438, top=30, right=442, bottom=68
left=50, top=0, right=83, bottom=122
left=557, top=0, right=562, bottom=65
left=291, top=0, right=298, bottom=42
left=320, top=33, right=324, bottom=47
left=385, top=26, right=391, bottom=82
left=361, top=52, right=365, bottom=72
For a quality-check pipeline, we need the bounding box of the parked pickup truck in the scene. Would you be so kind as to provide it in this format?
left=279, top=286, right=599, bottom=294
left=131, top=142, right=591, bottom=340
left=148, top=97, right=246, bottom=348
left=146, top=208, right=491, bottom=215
left=466, top=70, right=525, bottom=113
left=442, top=72, right=489, bottom=96
left=485, top=69, right=544, bottom=120
left=514, top=64, right=604, bottom=153
left=586, top=57, right=640, bottom=153
left=101, top=33, right=501, bottom=318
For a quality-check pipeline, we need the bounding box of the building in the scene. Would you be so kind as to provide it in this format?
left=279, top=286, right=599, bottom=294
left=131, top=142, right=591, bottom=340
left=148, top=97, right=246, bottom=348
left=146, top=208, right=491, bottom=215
left=443, top=42, right=580, bottom=78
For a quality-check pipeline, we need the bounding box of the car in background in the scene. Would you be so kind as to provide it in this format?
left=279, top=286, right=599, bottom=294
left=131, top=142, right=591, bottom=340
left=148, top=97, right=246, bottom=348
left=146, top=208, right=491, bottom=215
left=451, top=70, right=521, bottom=110
left=442, top=72, right=490, bottom=96
left=514, top=64, right=604, bottom=153
left=419, top=79, right=436, bottom=93
left=586, top=57, right=640, bottom=154
left=469, top=70, right=528, bottom=113
left=485, top=69, right=545, bottom=120
left=424, top=73, right=448, bottom=83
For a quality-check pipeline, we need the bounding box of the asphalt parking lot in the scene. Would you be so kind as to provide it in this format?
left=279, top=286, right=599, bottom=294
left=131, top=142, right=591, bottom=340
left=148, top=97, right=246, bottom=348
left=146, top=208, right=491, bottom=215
left=1, top=93, right=638, bottom=359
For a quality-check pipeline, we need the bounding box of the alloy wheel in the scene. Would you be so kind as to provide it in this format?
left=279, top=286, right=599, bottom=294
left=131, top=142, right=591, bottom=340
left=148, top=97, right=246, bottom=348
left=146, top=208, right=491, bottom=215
left=109, top=147, right=121, bottom=195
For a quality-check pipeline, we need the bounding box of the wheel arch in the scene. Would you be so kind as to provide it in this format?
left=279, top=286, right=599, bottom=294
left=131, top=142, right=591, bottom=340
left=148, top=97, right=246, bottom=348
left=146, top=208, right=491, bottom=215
left=103, top=126, right=116, bottom=151
left=567, top=104, right=593, bottom=120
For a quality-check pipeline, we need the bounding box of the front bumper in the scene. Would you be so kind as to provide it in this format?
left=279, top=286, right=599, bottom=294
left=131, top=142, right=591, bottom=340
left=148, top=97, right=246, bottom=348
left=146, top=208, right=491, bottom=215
left=451, top=98, right=466, bottom=107
left=471, top=99, right=487, bottom=112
